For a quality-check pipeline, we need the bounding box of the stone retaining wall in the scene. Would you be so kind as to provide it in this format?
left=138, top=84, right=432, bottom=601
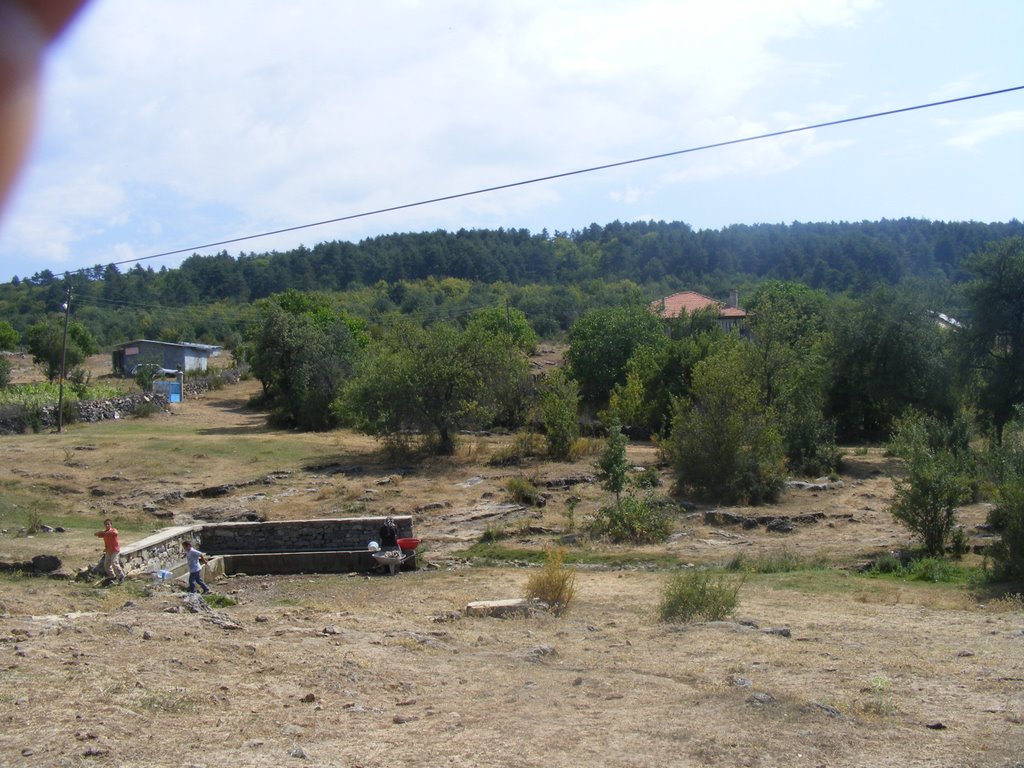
left=0, top=392, right=170, bottom=434
left=199, top=517, right=413, bottom=554
left=119, top=516, right=414, bottom=577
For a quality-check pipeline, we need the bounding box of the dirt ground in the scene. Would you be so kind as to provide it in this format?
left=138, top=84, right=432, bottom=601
left=0, top=355, right=1022, bottom=767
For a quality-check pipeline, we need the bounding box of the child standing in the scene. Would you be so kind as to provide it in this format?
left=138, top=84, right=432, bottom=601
left=94, top=519, right=125, bottom=583
left=182, top=541, right=211, bottom=594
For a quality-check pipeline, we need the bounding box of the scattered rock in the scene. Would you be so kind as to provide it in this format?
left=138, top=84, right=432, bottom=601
left=300, top=693, right=316, bottom=703
left=524, top=645, right=557, bottom=661
left=765, top=518, right=794, bottom=534
left=762, top=627, right=791, bottom=638
left=465, top=598, right=534, bottom=618
left=0, top=554, right=63, bottom=575
left=926, top=721, right=947, bottom=730
left=288, top=747, right=309, bottom=759
left=807, top=702, right=842, bottom=718
left=746, top=692, right=775, bottom=705
left=429, top=611, right=461, bottom=623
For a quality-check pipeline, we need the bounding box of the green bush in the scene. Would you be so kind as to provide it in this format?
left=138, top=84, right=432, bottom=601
left=658, top=569, right=744, bottom=623
left=630, top=466, right=662, bottom=489
left=989, top=478, right=1024, bottom=582
left=0, top=356, right=10, bottom=389
left=726, top=548, right=815, bottom=574
left=668, top=345, right=786, bottom=504
left=537, top=369, right=580, bottom=460
left=505, top=476, right=541, bottom=506
left=907, top=556, right=960, bottom=583
left=488, top=431, right=546, bottom=466
left=888, top=412, right=973, bottom=557
left=589, top=494, right=671, bottom=544
left=869, top=553, right=904, bottom=575
left=524, top=547, right=577, bottom=616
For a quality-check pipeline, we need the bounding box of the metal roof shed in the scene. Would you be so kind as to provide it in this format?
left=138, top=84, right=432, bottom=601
left=112, top=340, right=222, bottom=377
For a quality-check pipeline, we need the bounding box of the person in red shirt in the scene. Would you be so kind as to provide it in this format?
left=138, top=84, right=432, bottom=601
left=94, top=518, right=125, bottom=583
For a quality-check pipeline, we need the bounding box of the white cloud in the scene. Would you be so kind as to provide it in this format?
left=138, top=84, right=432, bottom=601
left=8, top=0, right=1024, bottom=278
left=944, top=110, right=1024, bottom=150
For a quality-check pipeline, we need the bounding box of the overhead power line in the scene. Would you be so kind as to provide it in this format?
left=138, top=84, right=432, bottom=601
left=74, top=84, right=1024, bottom=275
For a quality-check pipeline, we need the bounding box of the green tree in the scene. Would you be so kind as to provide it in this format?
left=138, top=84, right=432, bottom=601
left=607, top=314, right=726, bottom=438
left=25, top=317, right=98, bottom=382
left=465, top=304, right=537, bottom=355
left=960, top=237, right=1024, bottom=442
left=0, top=320, right=19, bottom=351
left=745, top=281, right=837, bottom=475
left=888, top=411, right=973, bottom=557
left=537, top=368, right=580, bottom=460
left=826, top=285, right=954, bottom=442
left=668, top=340, right=786, bottom=504
left=341, top=318, right=526, bottom=454
left=465, top=307, right=535, bottom=428
left=981, top=411, right=1024, bottom=581
left=597, top=416, right=629, bottom=503
left=246, top=291, right=365, bottom=430
left=566, top=303, right=665, bottom=407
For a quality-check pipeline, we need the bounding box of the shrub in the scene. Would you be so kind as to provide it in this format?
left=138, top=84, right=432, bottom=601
left=907, top=556, right=960, bottom=583
left=888, top=412, right=973, bottom=557
left=988, top=478, right=1024, bottom=582
left=726, top=548, right=813, bottom=574
left=58, top=397, right=78, bottom=426
left=488, top=431, right=546, bottom=466
left=537, top=369, right=580, bottom=460
left=630, top=466, right=662, bottom=489
left=0, top=356, right=10, bottom=389
left=658, top=569, right=744, bottom=623
left=589, top=494, right=671, bottom=544
left=597, top=417, right=629, bottom=503
left=505, top=476, right=541, bottom=506
left=131, top=399, right=164, bottom=417
left=567, top=436, right=603, bottom=460
left=0, top=403, right=28, bottom=434
left=869, top=553, right=905, bottom=575
left=667, top=344, right=787, bottom=505
left=202, top=593, right=237, bottom=608
left=479, top=525, right=506, bottom=543
left=524, top=547, right=576, bottom=616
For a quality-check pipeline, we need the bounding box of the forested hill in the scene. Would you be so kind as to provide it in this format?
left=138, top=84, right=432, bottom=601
left=12, top=217, right=1023, bottom=301
left=3, top=217, right=1021, bottom=346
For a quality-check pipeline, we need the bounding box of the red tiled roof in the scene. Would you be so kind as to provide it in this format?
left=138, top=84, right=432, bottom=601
left=650, top=291, right=746, bottom=319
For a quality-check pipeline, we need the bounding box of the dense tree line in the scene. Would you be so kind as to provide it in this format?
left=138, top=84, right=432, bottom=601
left=2, top=218, right=1021, bottom=349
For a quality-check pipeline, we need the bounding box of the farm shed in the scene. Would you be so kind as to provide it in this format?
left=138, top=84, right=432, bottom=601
left=112, top=339, right=222, bottom=377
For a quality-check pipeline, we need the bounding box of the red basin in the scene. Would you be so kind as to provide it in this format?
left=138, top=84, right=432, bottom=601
left=397, top=537, right=420, bottom=552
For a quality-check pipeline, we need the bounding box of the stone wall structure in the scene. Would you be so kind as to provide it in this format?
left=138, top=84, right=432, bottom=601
left=119, top=516, right=415, bottom=579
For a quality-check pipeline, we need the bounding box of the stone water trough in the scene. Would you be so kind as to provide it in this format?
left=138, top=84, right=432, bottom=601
left=119, top=516, right=417, bottom=584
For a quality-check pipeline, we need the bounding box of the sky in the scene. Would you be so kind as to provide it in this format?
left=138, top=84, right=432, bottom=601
left=0, top=0, right=1021, bottom=282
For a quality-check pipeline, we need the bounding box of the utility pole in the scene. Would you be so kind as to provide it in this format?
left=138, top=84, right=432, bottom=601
left=57, top=285, right=71, bottom=433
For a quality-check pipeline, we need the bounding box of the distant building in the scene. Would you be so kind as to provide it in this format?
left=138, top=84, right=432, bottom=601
left=112, top=339, right=222, bottom=377
left=650, top=290, right=747, bottom=333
